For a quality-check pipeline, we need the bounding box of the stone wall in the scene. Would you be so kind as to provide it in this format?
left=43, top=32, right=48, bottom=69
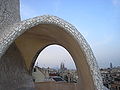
left=0, top=43, right=35, bottom=90
left=35, top=82, right=79, bottom=90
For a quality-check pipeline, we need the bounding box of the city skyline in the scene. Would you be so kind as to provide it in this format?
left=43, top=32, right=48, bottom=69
left=35, top=45, right=119, bottom=69
left=20, top=0, right=120, bottom=68
left=35, top=45, right=77, bottom=70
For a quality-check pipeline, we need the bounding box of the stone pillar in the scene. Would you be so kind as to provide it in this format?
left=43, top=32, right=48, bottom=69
left=0, top=0, right=20, bottom=30
left=0, top=43, right=35, bottom=90
left=0, top=1, right=35, bottom=90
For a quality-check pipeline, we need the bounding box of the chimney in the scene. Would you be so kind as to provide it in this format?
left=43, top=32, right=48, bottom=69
left=0, top=0, right=21, bottom=30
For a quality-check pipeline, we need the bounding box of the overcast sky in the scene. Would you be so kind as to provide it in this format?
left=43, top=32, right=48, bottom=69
left=20, top=0, right=120, bottom=69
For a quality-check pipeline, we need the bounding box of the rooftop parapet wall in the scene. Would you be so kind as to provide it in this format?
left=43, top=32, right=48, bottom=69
left=35, top=82, right=78, bottom=90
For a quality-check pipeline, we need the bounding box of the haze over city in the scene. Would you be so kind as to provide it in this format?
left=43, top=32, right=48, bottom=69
left=20, top=0, right=120, bottom=68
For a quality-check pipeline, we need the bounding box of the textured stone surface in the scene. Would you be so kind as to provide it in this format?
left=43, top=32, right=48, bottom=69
left=0, top=43, right=35, bottom=90
left=0, top=0, right=20, bottom=32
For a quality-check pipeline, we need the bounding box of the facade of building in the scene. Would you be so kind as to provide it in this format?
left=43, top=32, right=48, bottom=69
left=32, top=66, right=49, bottom=82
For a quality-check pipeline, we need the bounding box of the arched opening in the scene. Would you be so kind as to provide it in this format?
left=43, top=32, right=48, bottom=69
left=14, top=24, right=94, bottom=90
left=31, top=45, right=77, bottom=73
left=32, top=45, right=78, bottom=90
left=34, top=45, right=77, bottom=70
left=0, top=16, right=102, bottom=90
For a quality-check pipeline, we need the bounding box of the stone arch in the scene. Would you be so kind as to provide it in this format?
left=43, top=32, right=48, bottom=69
left=0, top=15, right=103, bottom=90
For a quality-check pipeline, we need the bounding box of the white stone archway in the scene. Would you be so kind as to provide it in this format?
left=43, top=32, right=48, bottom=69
left=0, top=15, right=103, bottom=90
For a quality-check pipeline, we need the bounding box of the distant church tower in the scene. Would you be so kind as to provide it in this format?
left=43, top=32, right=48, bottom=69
left=60, top=62, right=64, bottom=70
left=60, top=62, right=67, bottom=71
left=110, top=62, right=113, bottom=68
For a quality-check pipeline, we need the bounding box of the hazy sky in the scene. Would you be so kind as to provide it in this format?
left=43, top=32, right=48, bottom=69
left=20, top=0, right=120, bottom=68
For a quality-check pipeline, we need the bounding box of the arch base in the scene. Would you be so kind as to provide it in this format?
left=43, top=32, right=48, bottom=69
left=0, top=43, right=35, bottom=90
